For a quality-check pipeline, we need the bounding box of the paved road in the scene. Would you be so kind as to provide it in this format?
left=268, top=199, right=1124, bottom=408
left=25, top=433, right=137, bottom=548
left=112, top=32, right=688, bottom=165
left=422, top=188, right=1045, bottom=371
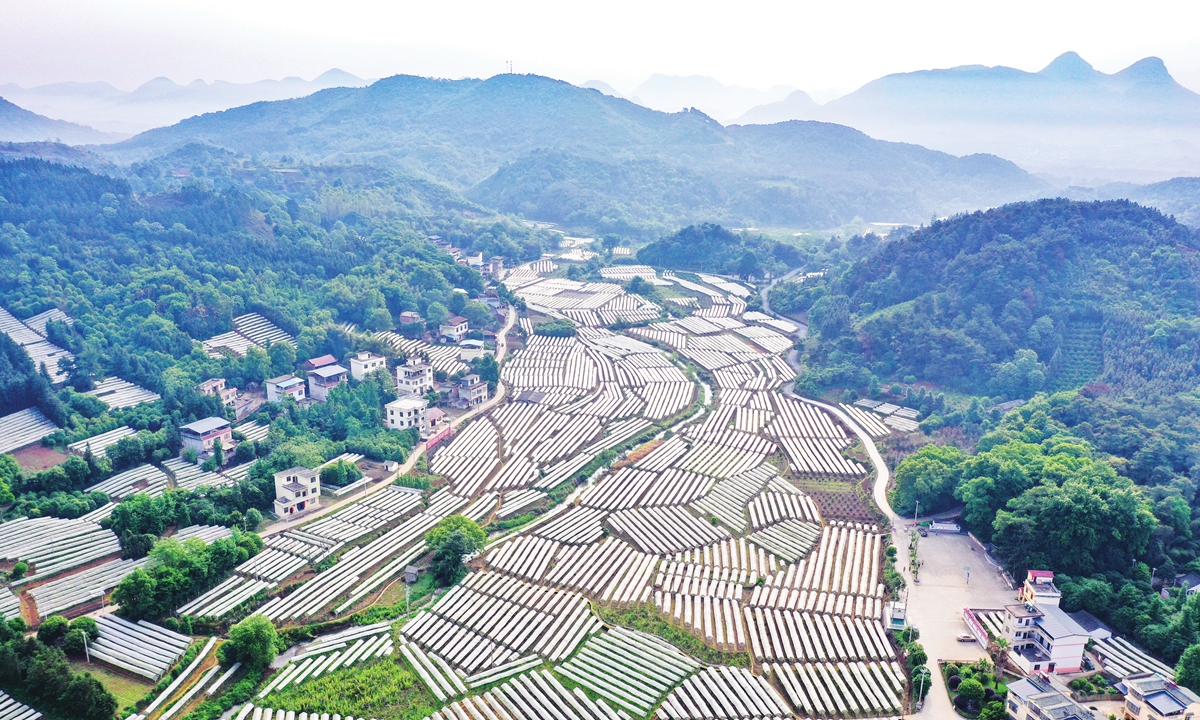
left=759, top=267, right=807, bottom=338
left=262, top=305, right=518, bottom=538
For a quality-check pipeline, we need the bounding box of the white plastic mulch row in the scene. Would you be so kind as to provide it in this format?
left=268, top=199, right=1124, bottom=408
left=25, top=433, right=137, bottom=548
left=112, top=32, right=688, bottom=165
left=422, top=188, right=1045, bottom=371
left=429, top=417, right=501, bottom=498
left=301, top=486, right=424, bottom=543
left=760, top=524, right=883, bottom=599
left=23, top=340, right=72, bottom=385
left=263, top=531, right=339, bottom=561
left=85, top=463, right=170, bottom=499
left=0, top=588, right=19, bottom=621
left=257, top=505, right=451, bottom=621
left=28, top=556, right=148, bottom=617
left=175, top=524, right=234, bottom=544
left=420, top=668, right=623, bottom=720
left=580, top=468, right=712, bottom=511
left=486, top=535, right=562, bottom=583
left=0, top=690, right=42, bottom=720
left=235, top=549, right=308, bottom=582
left=178, top=575, right=274, bottom=618
left=0, top=407, right=58, bottom=455
left=768, top=660, right=906, bottom=717
left=656, top=558, right=762, bottom=592
left=140, top=636, right=216, bottom=717
left=769, top=398, right=849, bottom=440
left=21, top=307, right=72, bottom=337
left=163, top=456, right=229, bottom=492
left=654, top=592, right=745, bottom=652
left=0, top=516, right=119, bottom=581
left=671, top=538, right=779, bottom=580
left=656, top=666, right=792, bottom=720
left=744, top=607, right=893, bottom=662
left=497, top=489, right=546, bottom=520
left=91, top=615, right=191, bottom=680
left=1095, top=635, right=1177, bottom=679
left=541, top=538, right=657, bottom=605
left=777, top=436, right=866, bottom=476
left=258, top=626, right=394, bottom=700
left=374, top=332, right=470, bottom=376
left=748, top=490, right=821, bottom=530
left=68, top=425, right=135, bottom=458
left=839, top=403, right=892, bottom=438
left=233, top=313, right=295, bottom=347
left=402, top=572, right=598, bottom=675
left=235, top=707, right=378, bottom=720
left=86, top=377, right=161, bottom=409
left=672, top=441, right=768, bottom=480
left=690, top=464, right=777, bottom=532
left=558, top=627, right=701, bottom=716
left=531, top=506, right=607, bottom=545
left=607, top=506, right=729, bottom=556
left=746, top=519, right=822, bottom=564
left=398, top=638, right=467, bottom=702
left=749, top=583, right=885, bottom=621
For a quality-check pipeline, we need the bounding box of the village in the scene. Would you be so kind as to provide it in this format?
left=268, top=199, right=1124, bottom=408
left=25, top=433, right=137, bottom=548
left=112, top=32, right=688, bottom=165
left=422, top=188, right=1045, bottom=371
left=0, top=233, right=1191, bottom=720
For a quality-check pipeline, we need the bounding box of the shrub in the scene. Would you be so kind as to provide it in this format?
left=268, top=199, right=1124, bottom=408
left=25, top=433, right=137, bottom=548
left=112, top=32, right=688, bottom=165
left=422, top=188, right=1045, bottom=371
left=957, top=678, right=985, bottom=703
left=37, top=616, right=69, bottom=645
left=10, top=561, right=27, bottom=580
left=220, top=615, right=278, bottom=669
left=948, top=675, right=962, bottom=690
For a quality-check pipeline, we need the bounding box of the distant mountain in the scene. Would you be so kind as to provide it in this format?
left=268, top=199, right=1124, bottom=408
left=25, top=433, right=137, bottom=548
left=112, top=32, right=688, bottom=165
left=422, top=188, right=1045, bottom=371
left=631, top=74, right=795, bottom=122
left=0, top=141, right=118, bottom=174
left=0, top=97, right=120, bottom=144
left=101, top=73, right=1047, bottom=232
left=736, top=90, right=820, bottom=125
left=1067, top=176, right=1200, bottom=227
left=581, top=80, right=624, bottom=99
left=0, top=69, right=370, bottom=134
left=736, top=52, right=1200, bottom=183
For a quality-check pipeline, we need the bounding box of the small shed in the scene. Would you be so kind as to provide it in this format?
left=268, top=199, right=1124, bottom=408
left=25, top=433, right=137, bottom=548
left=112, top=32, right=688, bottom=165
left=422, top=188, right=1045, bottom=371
left=405, top=566, right=420, bottom=584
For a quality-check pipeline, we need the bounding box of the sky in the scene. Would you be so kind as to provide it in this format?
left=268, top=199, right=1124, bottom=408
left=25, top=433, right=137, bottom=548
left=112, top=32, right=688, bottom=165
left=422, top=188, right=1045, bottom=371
left=4, top=0, right=1200, bottom=96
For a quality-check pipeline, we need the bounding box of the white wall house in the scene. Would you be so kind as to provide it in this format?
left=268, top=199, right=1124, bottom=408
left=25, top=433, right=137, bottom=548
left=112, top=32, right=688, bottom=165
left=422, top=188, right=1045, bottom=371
left=273, top=466, right=320, bottom=516
left=266, top=374, right=306, bottom=403
left=385, top=397, right=429, bottom=434
left=349, top=351, right=387, bottom=381
left=396, top=358, right=434, bottom=397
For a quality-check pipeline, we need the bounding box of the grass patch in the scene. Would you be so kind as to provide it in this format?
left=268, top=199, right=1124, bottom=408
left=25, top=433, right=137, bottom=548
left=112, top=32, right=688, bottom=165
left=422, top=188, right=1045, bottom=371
left=596, top=603, right=750, bottom=667
left=68, top=660, right=153, bottom=710
left=261, top=658, right=436, bottom=720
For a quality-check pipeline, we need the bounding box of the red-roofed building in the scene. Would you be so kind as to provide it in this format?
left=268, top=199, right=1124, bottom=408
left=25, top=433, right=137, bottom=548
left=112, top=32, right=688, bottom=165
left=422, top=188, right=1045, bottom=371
left=303, top=354, right=338, bottom=372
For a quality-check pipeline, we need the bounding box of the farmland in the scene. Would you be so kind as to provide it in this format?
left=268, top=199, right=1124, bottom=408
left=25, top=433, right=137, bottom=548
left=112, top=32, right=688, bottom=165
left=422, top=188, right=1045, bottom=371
left=0, top=257, right=912, bottom=720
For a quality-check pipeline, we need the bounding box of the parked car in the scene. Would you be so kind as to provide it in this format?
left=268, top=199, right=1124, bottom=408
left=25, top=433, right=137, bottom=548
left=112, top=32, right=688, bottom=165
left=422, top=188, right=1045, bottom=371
left=956, top=633, right=976, bottom=642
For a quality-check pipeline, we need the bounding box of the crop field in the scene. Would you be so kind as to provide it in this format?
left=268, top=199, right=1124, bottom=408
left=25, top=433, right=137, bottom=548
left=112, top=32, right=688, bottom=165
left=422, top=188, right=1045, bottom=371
left=0, top=262, right=909, bottom=720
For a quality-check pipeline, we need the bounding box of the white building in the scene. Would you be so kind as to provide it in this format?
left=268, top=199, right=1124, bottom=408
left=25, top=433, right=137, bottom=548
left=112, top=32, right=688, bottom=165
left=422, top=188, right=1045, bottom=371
left=349, top=351, right=387, bottom=381
left=1005, top=676, right=1094, bottom=720
left=456, top=373, right=488, bottom=408
left=439, top=315, right=469, bottom=343
left=396, top=358, right=434, bottom=397
left=1004, top=571, right=1090, bottom=674
left=266, top=374, right=306, bottom=403
left=385, top=397, right=429, bottom=434
left=307, top=364, right=349, bottom=402
left=1123, top=672, right=1200, bottom=720
left=273, top=466, right=320, bottom=516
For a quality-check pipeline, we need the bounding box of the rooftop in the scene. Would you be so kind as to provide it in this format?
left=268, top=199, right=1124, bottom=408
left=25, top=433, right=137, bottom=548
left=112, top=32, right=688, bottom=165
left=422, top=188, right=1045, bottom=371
left=275, top=466, right=317, bottom=478
left=445, top=315, right=468, bottom=325
left=309, top=364, right=349, bottom=379
left=388, top=397, right=429, bottom=410
left=268, top=374, right=304, bottom=387
left=304, top=354, right=339, bottom=368
left=1127, top=673, right=1200, bottom=714
left=1036, top=603, right=1090, bottom=639
left=180, top=417, right=230, bottom=434
left=1008, top=677, right=1093, bottom=720
left=353, top=351, right=385, bottom=361
left=1067, top=609, right=1113, bottom=635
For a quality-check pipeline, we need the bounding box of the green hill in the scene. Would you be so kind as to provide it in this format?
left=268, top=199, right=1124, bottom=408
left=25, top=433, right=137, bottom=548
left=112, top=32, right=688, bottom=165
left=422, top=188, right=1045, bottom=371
left=101, top=74, right=1047, bottom=233
left=793, top=198, right=1200, bottom=400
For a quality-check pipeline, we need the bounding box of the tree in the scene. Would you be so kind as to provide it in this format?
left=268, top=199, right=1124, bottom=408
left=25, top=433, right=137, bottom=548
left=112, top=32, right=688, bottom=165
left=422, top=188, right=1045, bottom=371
left=69, top=616, right=99, bottom=641
left=62, top=671, right=118, bottom=720
left=212, top=438, right=224, bottom=467
left=425, top=302, right=450, bottom=329
left=956, top=678, right=985, bottom=704
left=364, top=308, right=394, bottom=332
left=987, top=637, right=1010, bottom=682
left=268, top=341, right=296, bottom=376
left=892, top=444, right=964, bottom=517
left=221, top=614, right=278, bottom=669
left=10, top=561, right=27, bottom=580
left=1177, top=644, right=1200, bottom=693
left=979, top=701, right=1007, bottom=720
left=426, top=514, right=487, bottom=586
left=245, top=508, right=263, bottom=530
left=37, top=616, right=69, bottom=645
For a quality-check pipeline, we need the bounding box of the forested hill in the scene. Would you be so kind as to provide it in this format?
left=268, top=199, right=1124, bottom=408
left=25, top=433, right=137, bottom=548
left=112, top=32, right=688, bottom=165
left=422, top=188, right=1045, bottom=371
left=98, top=73, right=1046, bottom=232
left=789, top=199, right=1200, bottom=400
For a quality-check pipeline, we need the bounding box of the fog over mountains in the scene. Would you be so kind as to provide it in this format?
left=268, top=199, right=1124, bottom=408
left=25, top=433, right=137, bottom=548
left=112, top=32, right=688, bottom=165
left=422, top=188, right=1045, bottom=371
left=736, top=52, right=1200, bottom=184
left=0, top=69, right=369, bottom=135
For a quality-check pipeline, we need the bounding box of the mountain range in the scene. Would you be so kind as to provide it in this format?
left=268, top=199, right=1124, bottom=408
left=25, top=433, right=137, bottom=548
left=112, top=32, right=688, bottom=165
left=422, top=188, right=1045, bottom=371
left=0, top=96, right=120, bottom=145
left=736, top=52, right=1200, bottom=183
left=588, top=75, right=798, bottom=123
left=94, top=72, right=1046, bottom=232
left=0, top=69, right=369, bottom=135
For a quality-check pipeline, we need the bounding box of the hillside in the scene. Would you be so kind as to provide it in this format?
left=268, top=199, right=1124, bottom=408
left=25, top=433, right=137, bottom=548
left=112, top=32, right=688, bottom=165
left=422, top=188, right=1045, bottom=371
left=737, top=52, right=1200, bottom=182
left=785, top=199, right=1200, bottom=400
left=0, top=96, right=119, bottom=145
left=100, top=73, right=1047, bottom=232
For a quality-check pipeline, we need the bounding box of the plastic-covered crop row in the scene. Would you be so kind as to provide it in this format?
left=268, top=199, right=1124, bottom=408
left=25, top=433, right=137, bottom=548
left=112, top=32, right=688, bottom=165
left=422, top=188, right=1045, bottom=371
left=558, top=627, right=700, bottom=716
left=0, top=690, right=41, bottom=720
left=420, top=668, right=622, bottom=720
left=531, top=507, right=606, bottom=545
left=747, top=519, right=822, bottom=564
left=258, top=634, right=393, bottom=699
left=748, top=491, right=821, bottom=530
left=690, top=464, right=777, bottom=533
left=0, top=517, right=120, bottom=581
left=85, top=463, right=170, bottom=499
left=633, top=436, right=689, bottom=473
left=539, top=537, right=656, bottom=605
left=674, top=442, right=768, bottom=481
left=749, top=583, right=884, bottom=621
left=29, top=556, right=148, bottom=617
left=486, top=535, right=562, bottom=583
left=654, top=591, right=745, bottom=652
left=670, top=538, right=777, bottom=580
left=91, top=615, right=190, bottom=680
left=656, top=666, right=791, bottom=720
left=608, top=507, right=728, bottom=556
left=744, top=607, right=893, bottom=662
left=776, top=524, right=884, bottom=599
left=767, top=660, right=905, bottom=717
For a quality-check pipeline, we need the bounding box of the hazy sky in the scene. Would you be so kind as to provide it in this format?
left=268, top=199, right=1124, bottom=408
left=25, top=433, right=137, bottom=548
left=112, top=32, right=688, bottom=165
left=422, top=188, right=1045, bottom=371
left=5, top=0, right=1200, bottom=96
